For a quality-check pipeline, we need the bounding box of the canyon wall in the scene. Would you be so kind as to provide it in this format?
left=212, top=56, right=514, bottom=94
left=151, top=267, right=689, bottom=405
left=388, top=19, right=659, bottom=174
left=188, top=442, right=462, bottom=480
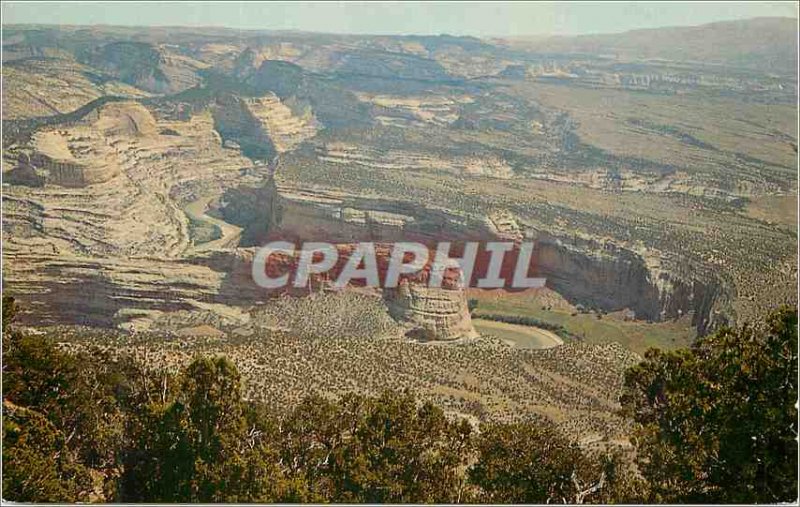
left=211, top=92, right=320, bottom=161
left=216, top=177, right=729, bottom=337
left=534, top=235, right=727, bottom=334
left=23, top=152, right=119, bottom=187
left=212, top=94, right=277, bottom=161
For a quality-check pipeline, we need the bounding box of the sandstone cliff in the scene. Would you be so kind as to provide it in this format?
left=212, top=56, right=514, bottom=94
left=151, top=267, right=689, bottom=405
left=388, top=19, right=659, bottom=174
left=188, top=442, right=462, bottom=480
left=384, top=280, right=477, bottom=341
left=534, top=235, right=728, bottom=334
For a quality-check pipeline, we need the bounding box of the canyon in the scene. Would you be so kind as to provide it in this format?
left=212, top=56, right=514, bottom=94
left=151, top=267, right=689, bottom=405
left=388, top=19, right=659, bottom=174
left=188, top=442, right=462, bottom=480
left=2, top=19, right=796, bottom=350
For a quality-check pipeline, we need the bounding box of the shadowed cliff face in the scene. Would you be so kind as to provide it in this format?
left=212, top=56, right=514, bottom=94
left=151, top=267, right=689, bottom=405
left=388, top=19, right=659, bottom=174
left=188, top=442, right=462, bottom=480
left=535, top=239, right=661, bottom=318
left=534, top=237, right=727, bottom=335
left=212, top=94, right=277, bottom=162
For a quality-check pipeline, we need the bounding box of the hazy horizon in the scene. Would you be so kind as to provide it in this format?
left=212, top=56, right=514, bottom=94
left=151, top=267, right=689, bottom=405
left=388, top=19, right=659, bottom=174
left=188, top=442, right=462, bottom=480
left=2, top=1, right=797, bottom=37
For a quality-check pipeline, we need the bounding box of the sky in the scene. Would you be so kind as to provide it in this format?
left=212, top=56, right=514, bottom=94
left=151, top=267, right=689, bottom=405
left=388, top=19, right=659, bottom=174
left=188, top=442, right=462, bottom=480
left=2, top=1, right=797, bottom=37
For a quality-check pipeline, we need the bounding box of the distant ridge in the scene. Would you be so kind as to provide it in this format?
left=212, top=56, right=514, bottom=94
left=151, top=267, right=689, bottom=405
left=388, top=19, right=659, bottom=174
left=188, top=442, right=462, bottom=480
left=499, top=17, right=798, bottom=74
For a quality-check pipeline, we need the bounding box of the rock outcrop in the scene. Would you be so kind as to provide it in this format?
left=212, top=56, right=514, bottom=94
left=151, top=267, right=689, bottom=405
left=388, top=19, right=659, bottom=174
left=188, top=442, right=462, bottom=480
left=355, top=92, right=472, bottom=128
left=246, top=94, right=320, bottom=152
left=315, top=142, right=513, bottom=178
left=384, top=280, right=477, bottom=341
left=11, top=101, right=160, bottom=187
